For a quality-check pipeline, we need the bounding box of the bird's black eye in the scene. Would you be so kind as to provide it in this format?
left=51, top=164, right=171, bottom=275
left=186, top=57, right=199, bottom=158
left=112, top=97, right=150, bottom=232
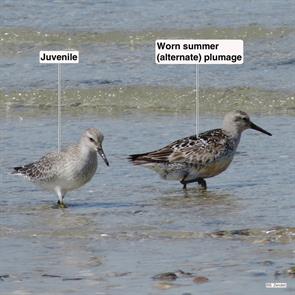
left=89, top=137, right=95, bottom=142
left=242, top=117, right=248, bottom=121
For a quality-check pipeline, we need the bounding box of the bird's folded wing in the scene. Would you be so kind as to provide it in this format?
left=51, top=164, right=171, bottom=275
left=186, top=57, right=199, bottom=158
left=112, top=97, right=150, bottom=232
left=136, top=129, right=230, bottom=165
left=14, top=152, right=59, bottom=181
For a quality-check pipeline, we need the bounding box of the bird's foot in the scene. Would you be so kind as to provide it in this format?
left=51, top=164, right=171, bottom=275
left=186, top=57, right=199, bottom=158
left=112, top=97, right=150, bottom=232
left=57, top=200, right=67, bottom=209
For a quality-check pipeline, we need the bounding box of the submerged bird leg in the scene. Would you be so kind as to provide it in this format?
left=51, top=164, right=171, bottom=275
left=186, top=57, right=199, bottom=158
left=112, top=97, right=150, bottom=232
left=180, top=178, right=207, bottom=190
left=182, top=182, right=187, bottom=190
left=180, top=174, right=190, bottom=190
left=196, top=178, right=207, bottom=189
left=56, top=188, right=66, bottom=208
left=180, top=177, right=198, bottom=190
left=57, top=200, right=67, bottom=208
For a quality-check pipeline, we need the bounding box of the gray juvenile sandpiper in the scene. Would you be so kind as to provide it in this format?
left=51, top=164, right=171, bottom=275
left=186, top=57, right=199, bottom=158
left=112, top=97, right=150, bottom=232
left=129, top=111, right=272, bottom=189
left=12, top=128, right=109, bottom=207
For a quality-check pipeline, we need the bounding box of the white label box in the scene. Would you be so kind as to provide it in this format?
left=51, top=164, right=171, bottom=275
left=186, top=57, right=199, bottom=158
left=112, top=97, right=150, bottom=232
left=39, top=50, right=79, bottom=64
left=155, top=40, right=243, bottom=65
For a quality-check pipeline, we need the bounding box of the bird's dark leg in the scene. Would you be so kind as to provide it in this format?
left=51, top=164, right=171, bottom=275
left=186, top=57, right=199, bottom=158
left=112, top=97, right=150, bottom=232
left=180, top=177, right=198, bottom=190
left=196, top=178, right=207, bottom=190
left=180, top=174, right=190, bottom=190
left=180, top=178, right=207, bottom=190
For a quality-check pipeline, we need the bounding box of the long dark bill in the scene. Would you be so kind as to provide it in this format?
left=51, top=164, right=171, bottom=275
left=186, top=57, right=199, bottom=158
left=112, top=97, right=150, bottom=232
left=97, top=147, right=109, bottom=166
left=250, top=122, right=272, bottom=136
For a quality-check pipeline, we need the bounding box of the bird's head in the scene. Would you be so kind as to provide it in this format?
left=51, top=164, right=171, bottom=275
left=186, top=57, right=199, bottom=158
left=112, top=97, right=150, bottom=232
left=223, top=110, right=272, bottom=136
left=81, top=128, right=109, bottom=166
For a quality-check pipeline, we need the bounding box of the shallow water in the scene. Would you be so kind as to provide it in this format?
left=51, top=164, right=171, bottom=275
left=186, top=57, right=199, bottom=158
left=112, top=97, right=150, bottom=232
left=1, top=0, right=295, bottom=294
left=1, top=113, right=295, bottom=294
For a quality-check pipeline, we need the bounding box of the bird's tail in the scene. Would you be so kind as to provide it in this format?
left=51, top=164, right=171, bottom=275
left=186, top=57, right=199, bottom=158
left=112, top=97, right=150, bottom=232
left=11, top=164, right=32, bottom=175
left=11, top=166, right=23, bottom=175
left=128, top=153, right=151, bottom=165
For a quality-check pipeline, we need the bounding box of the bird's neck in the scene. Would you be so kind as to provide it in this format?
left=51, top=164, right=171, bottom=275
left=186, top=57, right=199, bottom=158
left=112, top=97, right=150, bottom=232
left=79, top=144, right=96, bottom=160
left=223, top=128, right=242, bottom=147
